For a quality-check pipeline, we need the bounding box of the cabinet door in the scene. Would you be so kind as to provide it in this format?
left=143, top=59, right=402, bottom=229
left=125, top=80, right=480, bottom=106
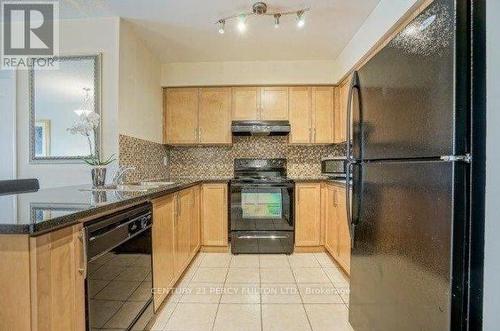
left=335, top=187, right=351, bottom=274
left=324, top=185, right=339, bottom=259
left=313, top=86, right=335, bottom=144
left=201, top=183, right=228, bottom=246
left=190, top=185, right=201, bottom=257
left=199, top=88, right=232, bottom=144
left=260, top=86, right=289, bottom=120
left=30, top=224, right=85, bottom=331
left=165, top=88, right=199, bottom=144
left=289, top=87, right=312, bottom=144
left=232, top=87, right=260, bottom=120
left=295, top=183, right=322, bottom=246
left=334, top=81, right=348, bottom=143
left=176, top=189, right=193, bottom=276
left=152, top=195, right=176, bottom=310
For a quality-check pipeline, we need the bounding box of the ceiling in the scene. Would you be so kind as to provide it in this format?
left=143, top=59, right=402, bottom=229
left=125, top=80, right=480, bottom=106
left=60, top=0, right=381, bottom=63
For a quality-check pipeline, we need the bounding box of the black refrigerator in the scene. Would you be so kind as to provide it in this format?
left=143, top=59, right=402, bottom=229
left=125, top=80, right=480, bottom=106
left=346, top=0, right=471, bottom=330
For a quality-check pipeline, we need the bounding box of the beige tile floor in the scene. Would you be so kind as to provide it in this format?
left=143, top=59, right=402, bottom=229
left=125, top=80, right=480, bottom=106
left=145, top=252, right=352, bottom=331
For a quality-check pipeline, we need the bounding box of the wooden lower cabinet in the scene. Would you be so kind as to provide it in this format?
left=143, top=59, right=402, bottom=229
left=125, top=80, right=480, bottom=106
left=190, top=185, right=201, bottom=257
left=323, top=183, right=351, bottom=275
left=335, top=187, right=351, bottom=273
left=152, top=185, right=203, bottom=311
left=152, top=194, right=176, bottom=310
left=201, top=183, right=228, bottom=247
left=0, top=225, right=85, bottom=331
left=30, top=224, right=86, bottom=331
left=175, top=188, right=193, bottom=277
left=295, top=183, right=322, bottom=247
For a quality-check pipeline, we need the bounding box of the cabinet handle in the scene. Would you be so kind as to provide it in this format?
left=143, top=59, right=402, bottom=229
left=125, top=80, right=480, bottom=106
left=314, top=128, right=317, bottom=142
left=78, top=228, right=88, bottom=279
left=199, top=128, right=202, bottom=142
left=309, top=128, right=312, bottom=142
left=177, top=196, right=181, bottom=217
left=332, top=191, right=337, bottom=206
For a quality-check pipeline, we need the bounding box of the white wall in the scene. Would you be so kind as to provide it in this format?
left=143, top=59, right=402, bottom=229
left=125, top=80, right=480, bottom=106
left=16, top=17, right=120, bottom=189
left=483, top=0, right=500, bottom=329
left=119, top=19, right=163, bottom=144
left=0, top=71, right=17, bottom=223
left=332, top=0, right=421, bottom=82
left=161, top=60, right=337, bottom=86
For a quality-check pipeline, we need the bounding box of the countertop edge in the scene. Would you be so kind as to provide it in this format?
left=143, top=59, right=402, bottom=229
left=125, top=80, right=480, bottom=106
left=3, top=179, right=229, bottom=236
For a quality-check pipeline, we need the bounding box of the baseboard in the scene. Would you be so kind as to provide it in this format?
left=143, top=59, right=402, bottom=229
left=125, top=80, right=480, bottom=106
left=294, top=246, right=325, bottom=253
left=201, top=245, right=229, bottom=253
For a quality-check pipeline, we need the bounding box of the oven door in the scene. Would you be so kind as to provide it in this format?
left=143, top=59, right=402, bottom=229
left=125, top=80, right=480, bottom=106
left=230, top=182, right=294, bottom=232
left=86, top=226, right=152, bottom=331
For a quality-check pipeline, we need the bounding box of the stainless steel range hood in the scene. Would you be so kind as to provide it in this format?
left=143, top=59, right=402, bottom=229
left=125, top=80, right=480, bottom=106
left=231, top=120, right=291, bottom=136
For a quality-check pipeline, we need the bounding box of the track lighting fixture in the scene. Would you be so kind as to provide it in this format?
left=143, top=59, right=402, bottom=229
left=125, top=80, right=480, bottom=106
left=215, top=2, right=310, bottom=34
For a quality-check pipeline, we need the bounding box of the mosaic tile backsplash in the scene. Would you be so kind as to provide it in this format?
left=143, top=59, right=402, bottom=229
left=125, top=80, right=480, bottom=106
left=169, top=136, right=346, bottom=178
left=119, top=135, right=169, bottom=182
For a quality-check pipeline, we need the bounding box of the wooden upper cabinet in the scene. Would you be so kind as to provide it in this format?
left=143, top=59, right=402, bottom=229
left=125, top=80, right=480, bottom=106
left=334, top=81, right=349, bottom=143
left=260, top=86, right=289, bottom=120
left=165, top=88, right=199, bottom=144
left=152, top=195, right=176, bottom=310
left=232, top=87, right=260, bottom=120
left=295, top=183, right=322, bottom=247
left=30, top=224, right=85, bottom=331
left=201, top=183, right=228, bottom=247
left=313, top=87, right=335, bottom=144
left=289, top=87, right=312, bottom=144
left=199, top=88, right=232, bottom=144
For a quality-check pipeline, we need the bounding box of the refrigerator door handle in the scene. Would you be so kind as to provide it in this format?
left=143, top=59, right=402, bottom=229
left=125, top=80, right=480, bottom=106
left=346, top=71, right=360, bottom=163
left=346, top=71, right=360, bottom=244
left=347, top=162, right=362, bottom=247
left=440, top=154, right=472, bottom=163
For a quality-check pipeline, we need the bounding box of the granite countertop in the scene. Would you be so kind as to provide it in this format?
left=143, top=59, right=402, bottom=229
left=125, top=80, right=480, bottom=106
left=290, top=176, right=347, bottom=186
left=0, top=177, right=231, bottom=236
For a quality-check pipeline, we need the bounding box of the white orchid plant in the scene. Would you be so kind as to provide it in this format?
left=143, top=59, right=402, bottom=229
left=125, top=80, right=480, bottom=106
left=67, top=111, right=115, bottom=166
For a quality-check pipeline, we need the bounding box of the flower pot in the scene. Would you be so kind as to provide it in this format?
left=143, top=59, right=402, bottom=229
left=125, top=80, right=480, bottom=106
left=91, top=167, right=107, bottom=187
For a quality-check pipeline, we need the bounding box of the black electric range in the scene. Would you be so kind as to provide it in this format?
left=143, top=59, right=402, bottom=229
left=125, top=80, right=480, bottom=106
left=230, top=159, right=294, bottom=254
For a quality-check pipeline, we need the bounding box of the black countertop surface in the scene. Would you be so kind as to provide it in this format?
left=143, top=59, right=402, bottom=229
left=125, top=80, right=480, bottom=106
left=0, top=178, right=230, bottom=236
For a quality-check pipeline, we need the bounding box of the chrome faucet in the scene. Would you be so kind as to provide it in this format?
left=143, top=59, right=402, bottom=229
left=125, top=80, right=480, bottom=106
left=112, top=166, right=136, bottom=186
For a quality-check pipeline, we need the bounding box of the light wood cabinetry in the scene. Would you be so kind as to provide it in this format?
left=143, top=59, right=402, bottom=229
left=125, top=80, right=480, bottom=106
left=0, top=226, right=85, bottom=331
left=313, top=87, right=335, bottom=143
left=152, top=195, right=176, bottom=310
left=30, top=224, right=86, bottom=331
left=175, top=188, right=193, bottom=277
left=165, top=88, right=199, bottom=144
left=232, top=87, right=260, bottom=120
left=201, top=183, right=228, bottom=247
left=334, top=80, right=349, bottom=143
left=335, top=186, right=351, bottom=273
left=199, top=88, right=232, bottom=144
left=165, top=88, right=232, bottom=145
left=289, top=86, right=335, bottom=144
left=260, top=86, right=289, bottom=120
left=232, top=86, right=289, bottom=121
left=323, top=183, right=350, bottom=275
left=190, top=185, right=201, bottom=257
left=164, top=85, right=337, bottom=145
left=289, top=87, right=312, bottom=144
left=295, top=183, right=322, bottom=246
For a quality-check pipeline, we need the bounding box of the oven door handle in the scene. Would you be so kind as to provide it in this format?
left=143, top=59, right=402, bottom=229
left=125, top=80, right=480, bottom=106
left=237, top=234, right=290, bottom=239
left=230, top=183, right=293, bottom=188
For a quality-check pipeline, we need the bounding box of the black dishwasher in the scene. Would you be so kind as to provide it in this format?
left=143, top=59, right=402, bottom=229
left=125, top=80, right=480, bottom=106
left=84, top=203, right=153, bottom=331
